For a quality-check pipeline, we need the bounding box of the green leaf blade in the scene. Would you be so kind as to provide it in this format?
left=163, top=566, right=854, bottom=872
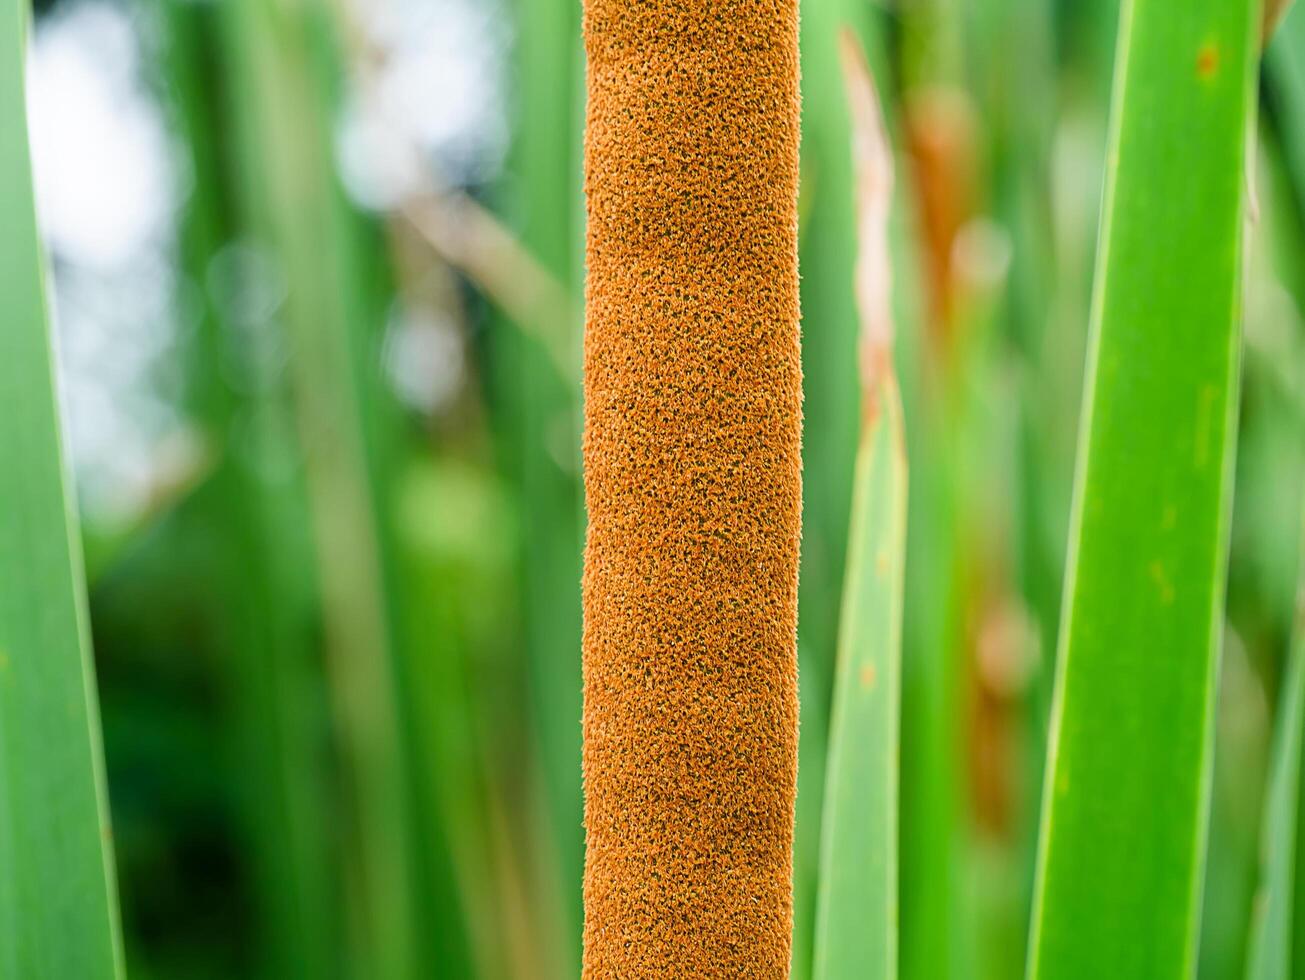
left=0, top=2, right=124, bottom=977
left=1246, top=495, right=1305, bottom=980
left=1028, top=1, right=1261, bottom=977
left=814, top=380, right=907, bottom=980
left=1246, top=628, right=1305, bottom=980
left=813, top=36, right=905, bottom=980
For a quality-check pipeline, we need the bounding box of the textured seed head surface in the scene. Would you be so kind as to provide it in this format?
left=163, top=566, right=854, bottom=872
left=580, top=0, right=803, bottom=976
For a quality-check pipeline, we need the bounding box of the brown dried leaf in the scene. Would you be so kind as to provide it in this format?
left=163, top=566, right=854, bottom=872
left=837, top=29, right=896, bottom=402
left=1265, top=0, right=1295, bottom=44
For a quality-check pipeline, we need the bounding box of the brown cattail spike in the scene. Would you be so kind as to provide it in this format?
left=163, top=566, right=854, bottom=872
left=580, top=0, right=804, bottom=976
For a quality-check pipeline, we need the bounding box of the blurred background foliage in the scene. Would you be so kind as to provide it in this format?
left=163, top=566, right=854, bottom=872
left=20, top=0, right=1305, bottom=976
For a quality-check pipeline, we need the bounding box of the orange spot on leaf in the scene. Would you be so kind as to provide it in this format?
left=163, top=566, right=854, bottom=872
left=860, top=663, right=878, bottom=692
left=1197, top=43, right=1220, bottom=80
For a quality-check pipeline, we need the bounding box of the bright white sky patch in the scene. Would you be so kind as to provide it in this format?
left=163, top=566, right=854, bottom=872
left=339, top=0, right=509, bottom=204
left=27, top=0, right=186, bottom=524
left=27, top=1, right=175, bottom=271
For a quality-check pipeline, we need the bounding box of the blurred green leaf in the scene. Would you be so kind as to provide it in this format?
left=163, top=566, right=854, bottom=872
left=1268, top=1, right=1305, bottom=207
left=489, top=0, right=585, bottom=968
left=791, top=5, right=887, bottom=973
left=1246, top=600, right=1305, bottom=980
left=214, top=1, right=444, bottom=974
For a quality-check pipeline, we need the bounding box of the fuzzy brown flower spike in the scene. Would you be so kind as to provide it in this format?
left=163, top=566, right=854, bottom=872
left=580, top=0, right=804, bottom=975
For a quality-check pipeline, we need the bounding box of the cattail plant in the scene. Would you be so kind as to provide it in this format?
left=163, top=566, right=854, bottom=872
left=0, top=1, right=124, bottom=976
left=580, top=0, right=803, bottom=974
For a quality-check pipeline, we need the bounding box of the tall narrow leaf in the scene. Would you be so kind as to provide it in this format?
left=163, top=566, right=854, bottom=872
left=214, top=1, right=443, bottom=973
left=813, top=34, right=906, bottom=980
left=1028, top=0, right=1261, bottom=977
left=156, top=1, right=340, bottom=973
left=1253, top=34, right=1305, bottom=979
left=1246, top=509, right=1305, bottom=980
left=1247, top=637, right=1305, bottom=980
left=0, top=2, right=124, bottom=976
left=791, top=4, right=887, bottom=972
left=494, top=0, right=585, bottom=966
left=1268, top=1, right=1305, bottom=201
